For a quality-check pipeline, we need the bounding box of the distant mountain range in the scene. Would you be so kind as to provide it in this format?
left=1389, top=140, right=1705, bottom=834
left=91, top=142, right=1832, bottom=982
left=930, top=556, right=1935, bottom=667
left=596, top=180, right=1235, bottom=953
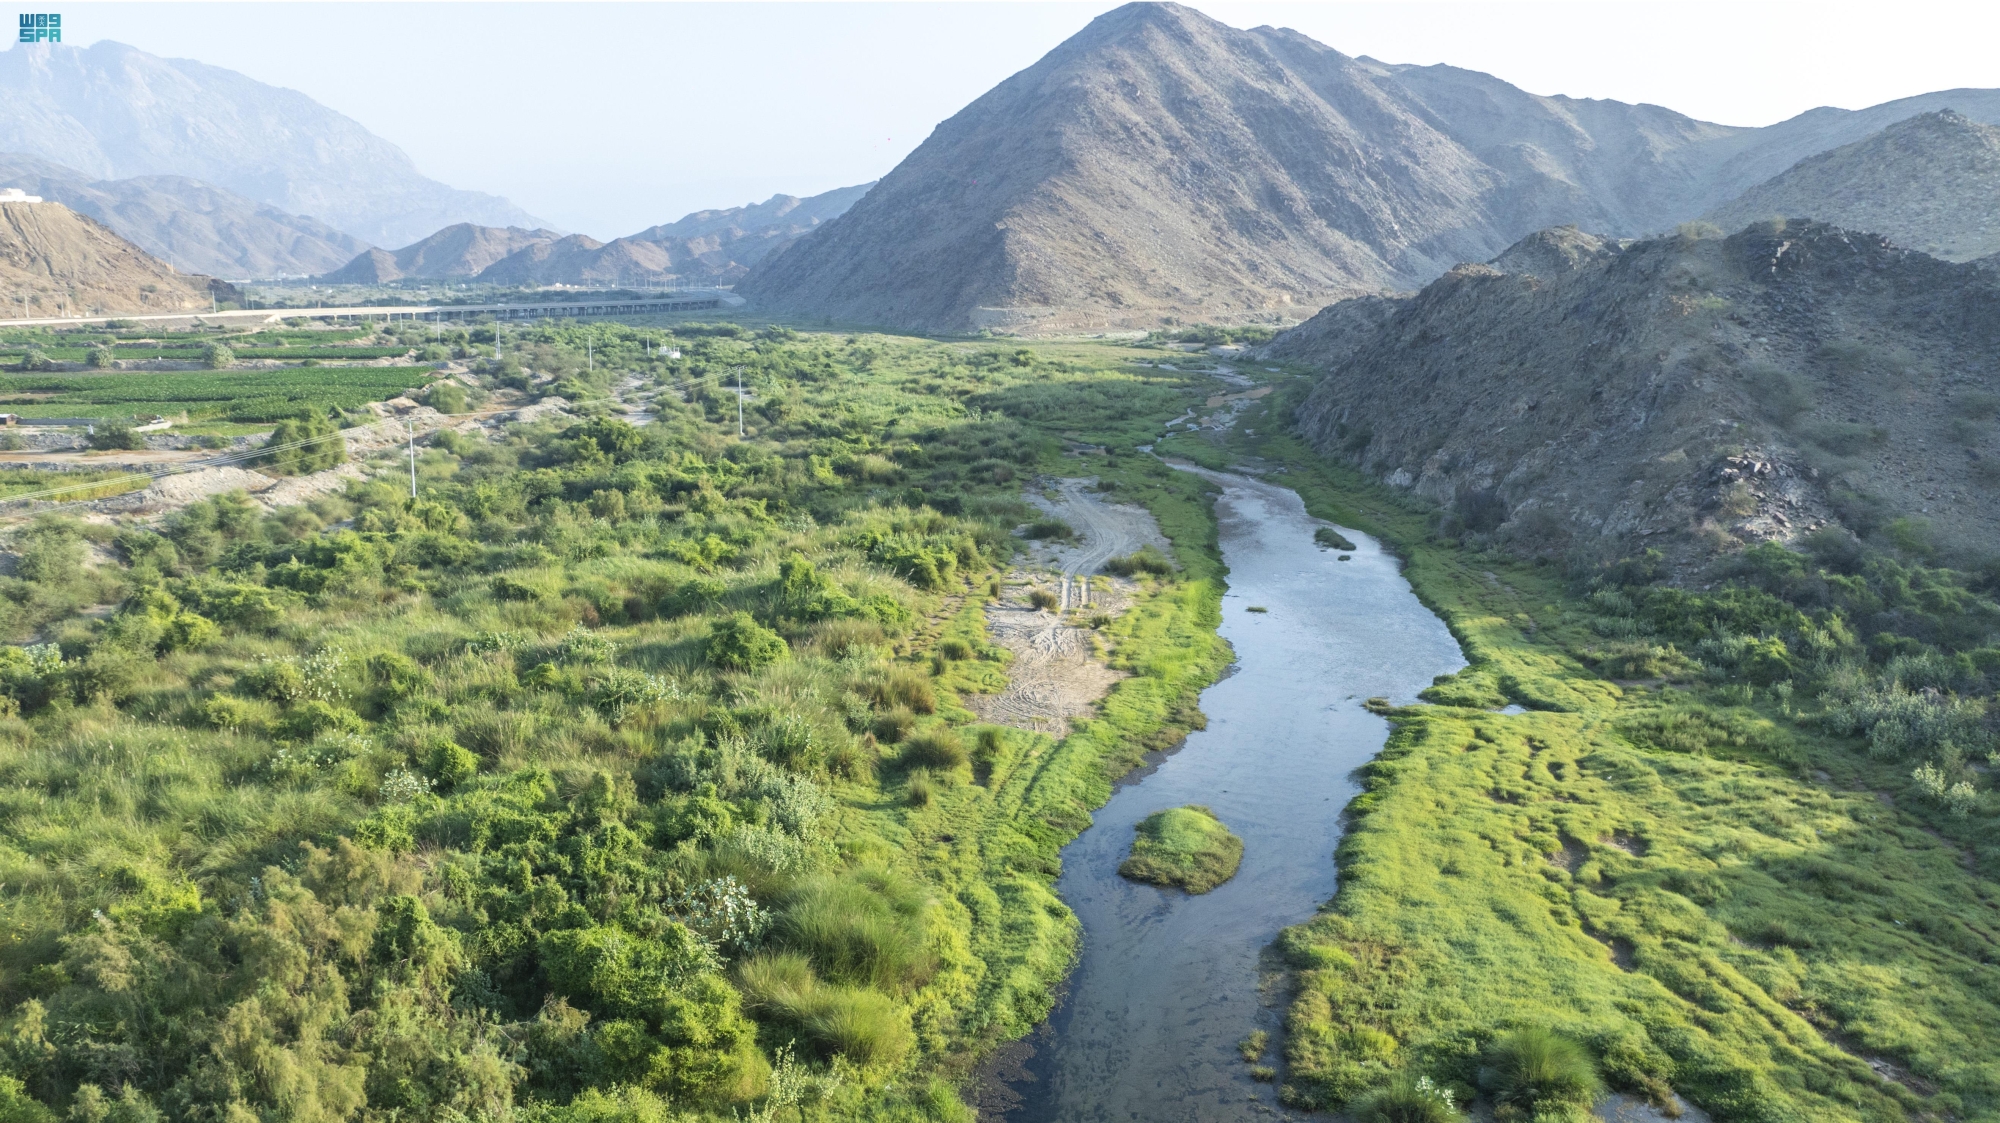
left=0, top=40, right=550, bottom=248
left=740, top=1, right=2000, bottom=332
left=0, top=152, right=369, bottom=278
left=317, top=184, right=873, bottom=288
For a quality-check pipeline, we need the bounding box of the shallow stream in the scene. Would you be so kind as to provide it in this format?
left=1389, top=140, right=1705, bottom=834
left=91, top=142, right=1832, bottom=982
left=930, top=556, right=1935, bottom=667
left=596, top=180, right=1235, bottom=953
left=987, top=467, right=1465, bottom=1123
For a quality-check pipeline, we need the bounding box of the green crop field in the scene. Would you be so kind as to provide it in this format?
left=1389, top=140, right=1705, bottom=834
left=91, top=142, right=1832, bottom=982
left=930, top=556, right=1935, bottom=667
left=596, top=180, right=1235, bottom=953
left=0, top=368, right=437, bottom=421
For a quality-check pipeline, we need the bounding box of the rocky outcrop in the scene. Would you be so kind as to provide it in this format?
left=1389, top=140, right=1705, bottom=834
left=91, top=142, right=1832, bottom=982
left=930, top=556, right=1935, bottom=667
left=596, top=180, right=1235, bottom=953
left=1290, top=220, right=2000, bottom=567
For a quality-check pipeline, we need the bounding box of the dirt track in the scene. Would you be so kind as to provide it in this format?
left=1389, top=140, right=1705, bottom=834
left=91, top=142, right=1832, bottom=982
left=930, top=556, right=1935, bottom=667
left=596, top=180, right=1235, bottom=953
left=969, top=478, right=1172, bottom=735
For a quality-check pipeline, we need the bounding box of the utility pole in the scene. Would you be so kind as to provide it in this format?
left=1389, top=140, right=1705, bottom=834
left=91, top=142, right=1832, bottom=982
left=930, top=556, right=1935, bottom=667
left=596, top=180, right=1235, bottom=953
left=407, top=419, right=418, bottom=499
left=736, top=367, right=745, bottom=438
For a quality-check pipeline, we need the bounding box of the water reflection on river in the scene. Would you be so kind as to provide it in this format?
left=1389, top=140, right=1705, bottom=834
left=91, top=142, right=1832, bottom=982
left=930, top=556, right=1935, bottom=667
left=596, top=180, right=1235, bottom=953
left=988, top=468, right=1465, bottom=1123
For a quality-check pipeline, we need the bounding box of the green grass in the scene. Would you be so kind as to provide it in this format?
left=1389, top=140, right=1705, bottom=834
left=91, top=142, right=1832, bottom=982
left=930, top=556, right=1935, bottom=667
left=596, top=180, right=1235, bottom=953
left=1205, top=382, right=2000, bottom=1123
left=1117, top=804, right=1244, bottom=893
left=0, top=367, right=434, bottom=421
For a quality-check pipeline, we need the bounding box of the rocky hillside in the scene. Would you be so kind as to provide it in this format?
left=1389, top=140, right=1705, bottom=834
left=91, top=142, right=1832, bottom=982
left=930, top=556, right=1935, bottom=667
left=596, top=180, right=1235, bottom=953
left=0, top=198, right=219, bottom=316
left=741, top=1, right=2000, bottom=334
left=323, top=186, right=872, bottom=288
left=1289, top=221, right=2000, bottom=566
left=0, top=41, right=548, bottom=246
left=0, top=152, right=368, bottom=278
left=319, top=223, right=561, bottom=284
left=1706, top=111, right=2000, bottom=262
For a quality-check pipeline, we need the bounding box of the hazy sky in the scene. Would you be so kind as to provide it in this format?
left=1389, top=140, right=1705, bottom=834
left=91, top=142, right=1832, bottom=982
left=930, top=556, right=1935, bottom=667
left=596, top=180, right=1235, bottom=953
left=19, top=1, right=2000, bottom=240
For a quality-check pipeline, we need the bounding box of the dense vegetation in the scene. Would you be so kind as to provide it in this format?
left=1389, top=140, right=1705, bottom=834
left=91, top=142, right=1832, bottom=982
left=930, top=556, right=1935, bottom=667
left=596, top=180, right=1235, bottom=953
left=1116, top=805, right=1242, bottom=893
left=0, top=325, right=1229, bottom=1122
left=1175, top=384, right=2000, bottom=1123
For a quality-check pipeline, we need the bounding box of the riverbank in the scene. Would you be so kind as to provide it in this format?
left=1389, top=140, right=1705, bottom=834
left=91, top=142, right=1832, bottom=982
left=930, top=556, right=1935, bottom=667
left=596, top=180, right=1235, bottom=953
left=1164, top=386, right=2000, bottom=1123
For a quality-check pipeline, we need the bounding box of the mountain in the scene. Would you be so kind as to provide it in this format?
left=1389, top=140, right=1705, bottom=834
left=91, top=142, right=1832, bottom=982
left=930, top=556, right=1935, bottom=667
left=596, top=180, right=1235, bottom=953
left=472, top=234, right=675, bottom=287
left=325, top=185, right=875, bottom=288
left=0, top=152, right=369, bottom=278
left=319, top=223, right=561, bottom=284
left=1287, top=220, right=2000, bottom=567
left=1704, top=111, right=2000, bottom=262
left=740, top=2, right=2000, bottom=334
left=0, top=196, right=220, bottom=316
left=630, top=185, right=872, bottom=245
left=0, top=40, right=550, bottom=247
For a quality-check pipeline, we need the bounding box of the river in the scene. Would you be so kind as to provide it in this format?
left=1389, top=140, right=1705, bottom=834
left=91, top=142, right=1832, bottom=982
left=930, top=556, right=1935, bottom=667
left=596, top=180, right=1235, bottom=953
left=988, top=467, right=1466, bottom=1123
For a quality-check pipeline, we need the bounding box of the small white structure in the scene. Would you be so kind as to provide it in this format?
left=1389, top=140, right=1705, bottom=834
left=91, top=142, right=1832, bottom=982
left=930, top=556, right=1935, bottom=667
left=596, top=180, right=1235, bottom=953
left=0, top=189, right=42, bottom=204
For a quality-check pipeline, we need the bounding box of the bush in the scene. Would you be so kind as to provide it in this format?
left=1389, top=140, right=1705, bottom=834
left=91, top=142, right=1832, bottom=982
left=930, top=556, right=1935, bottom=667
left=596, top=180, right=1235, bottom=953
left=427, top=381, right=469, bottom=413
left=873, top=707, right=916, bottom=744
left=86, top=345, right=114, bottom=369
left=87, top=423, right=145, bottom=451
left=899, top=729, right=967, bottom=771
left=261, top=416, right=345, bottom=475
left=774, top=869, right=935, bottom=992
left=1028, top=589, right=1059, bottom=611
left=17, top=349, right=51, bottom=372
left=1354, top=1073, right=1464, bottom=1123
left=863, top=666, right=935, bottom=713
left=938, top=637, right=973, bottom=661
left=1105, top=544, right=1175, bottom=576
left=1022, top=517, right=1074, bottom=540
left=736, top=952, right=914, bottom=1066
left=201, top=343, right=234, bottom=369
left=906, top=768, right=935, bottom=807
left=1481, top=1027, right=1601, bottom=1120
left=706, top=612, right=788, bottom=672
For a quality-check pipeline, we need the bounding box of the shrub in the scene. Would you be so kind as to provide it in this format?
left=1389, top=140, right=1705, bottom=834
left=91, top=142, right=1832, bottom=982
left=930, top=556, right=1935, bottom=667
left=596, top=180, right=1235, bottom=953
left=899, top=729, right=967, bottom=771
left=872, top=707, right=916, bottom=745
left=906, top=768, right=935, bottom=807
left=1481, top=1027, right=1601, bottom=1120
left=938, top=637, right=973, bottom=661
left=1022, top=517, right=1074, bottom=540
left=1354, top=1073, right=1464, bottom=1123
left=1028, top=589, right=1059, bottom=612
left=17, top=349, right=51, bottom=372
left=736, top=952, right=913, bottom=1066
left=86, top=345, right=114, bottom=369
left=425, top=738, right=480, bottom=789
left=706, top=612, right=788, bottom=672
left=426, top=381, right=468, bottom=413
left=1105, top=544, right=1174, bottom=576
left=774, top=869, right=935, bottom=992
left=201, top=342, right=234, bottom=369
left=863, top=666, right=935, bottom=714
left=260, top=416, right=344, bottom=475
left=87, top=423, right=144, bottom=451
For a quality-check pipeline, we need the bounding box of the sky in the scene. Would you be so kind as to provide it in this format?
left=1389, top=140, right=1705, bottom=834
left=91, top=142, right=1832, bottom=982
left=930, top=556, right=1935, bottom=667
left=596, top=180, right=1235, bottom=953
left=13, top=1, right=2000, bottom=240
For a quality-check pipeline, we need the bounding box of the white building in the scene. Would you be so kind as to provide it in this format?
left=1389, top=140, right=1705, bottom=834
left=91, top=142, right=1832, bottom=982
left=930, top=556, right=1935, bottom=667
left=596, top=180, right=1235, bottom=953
left=0, top=189, right=43, bottom=204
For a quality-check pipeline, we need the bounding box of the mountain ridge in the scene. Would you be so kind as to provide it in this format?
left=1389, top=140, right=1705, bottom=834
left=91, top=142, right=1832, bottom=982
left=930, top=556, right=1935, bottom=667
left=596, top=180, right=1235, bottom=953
left=0, top=40, right=551, bottom=247
left=742, top=2, right=2000, bottom=333
left=0, top=197, right=222, bottom=316
left=0, top=151, right=371, bottom=278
